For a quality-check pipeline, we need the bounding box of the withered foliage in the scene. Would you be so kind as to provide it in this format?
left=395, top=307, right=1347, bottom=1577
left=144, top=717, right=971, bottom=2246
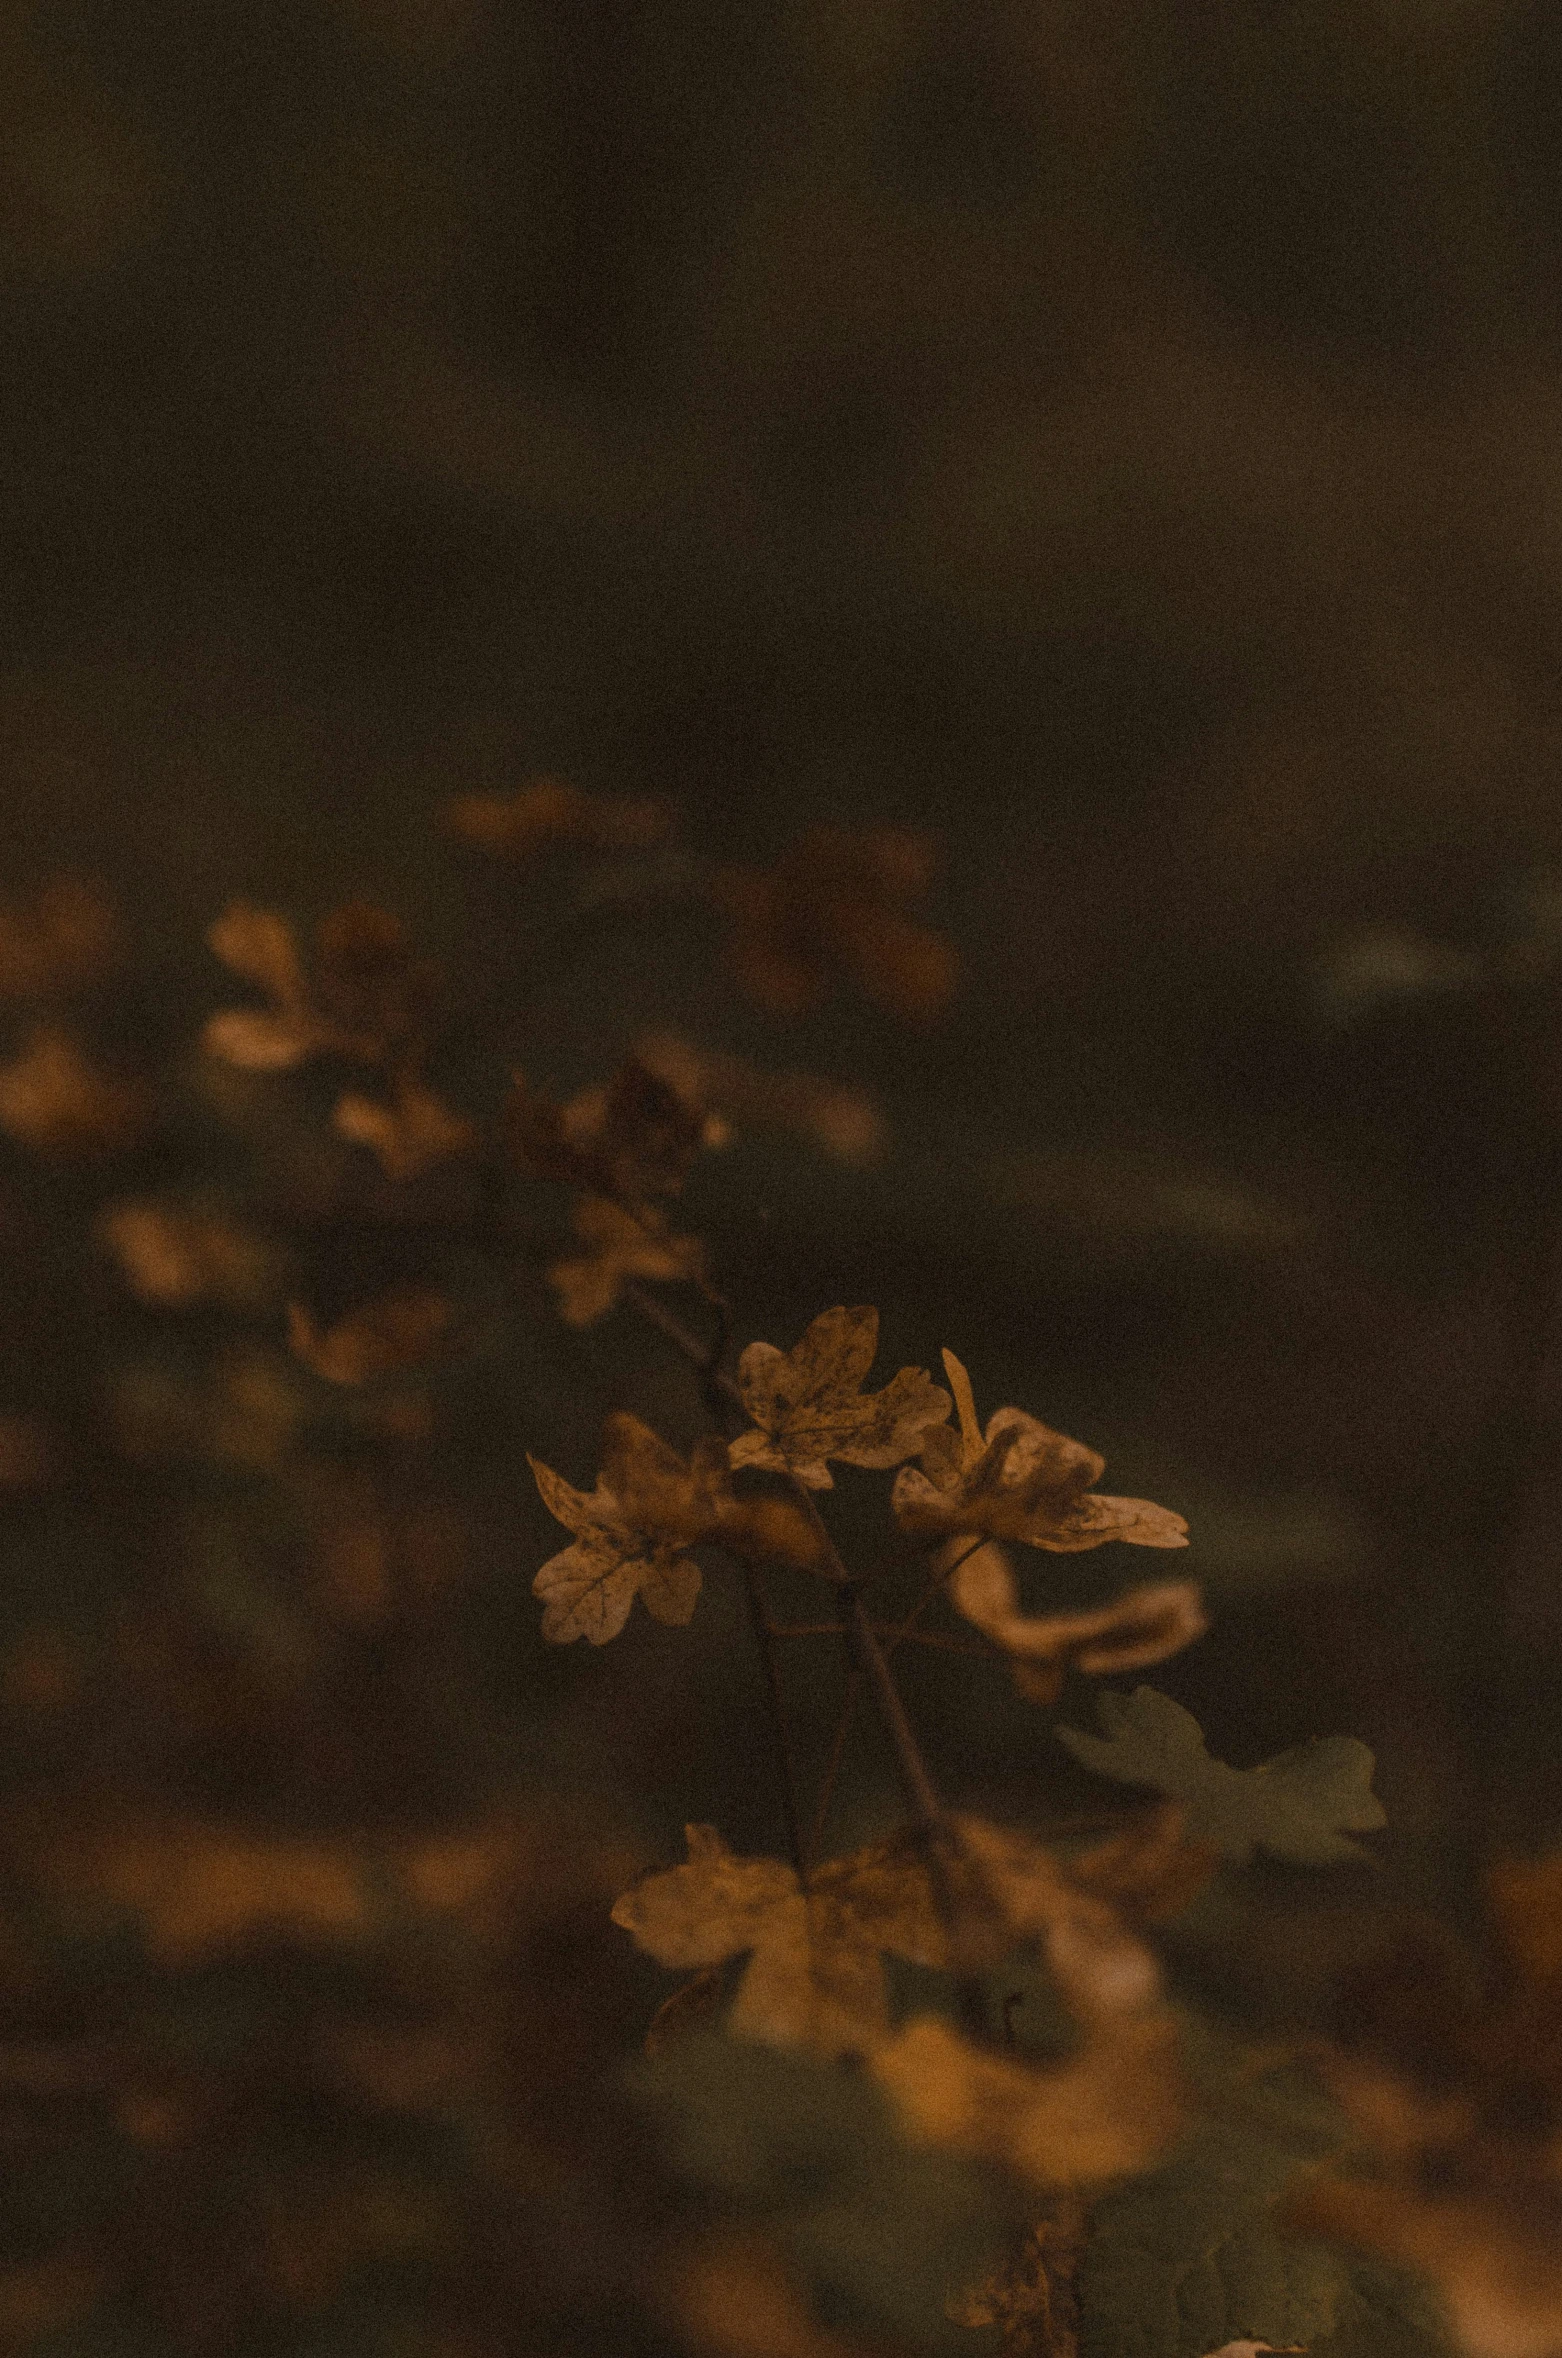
left=0, top=874, right=121, bottom=999
left=715, top=826, right=958, bottom=1020
left=893, top=1351, right=1190, bottom=1553
left=1284, top=1856, right=1562, bottom=2358
left=729, top=1305, right=953, bottom=1490
left=0, top=1021, right=149, bottom=1152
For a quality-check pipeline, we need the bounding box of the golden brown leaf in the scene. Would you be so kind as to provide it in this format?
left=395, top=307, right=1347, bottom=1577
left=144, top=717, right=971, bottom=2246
left=612, top=1825, right=951, bottom=2057
left=728, top=1305, right=952, bottom=1490
left=287, top=1288, right=453, bottom=1384
left=715, top=826, right=957, bottom=1021
left=547, top=1194, right=705, bottom=1326
left=1279, top=1853, right=1562, bottom=2358
left=203, top=898, right=436, bottom=1070
left=332, top=1076, right=477, bottom=1179
left=0, top=1023, right=148, bottom=1152
left=529, top=1429, right=705, bottom=1645
left=944, top=1539, right=1205, bottom=1704
left=98, top=1197, right=283, bottom=1308
left=892, top=1352, right=1188, bottom=1554
left=446, top=776, right=674, bottom=855
left=530, top=1412, right=830, bottom=1644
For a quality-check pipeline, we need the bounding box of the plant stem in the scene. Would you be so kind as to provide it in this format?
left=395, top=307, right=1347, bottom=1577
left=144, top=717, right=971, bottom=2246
left=740, top=1561, right=809, bottom=1885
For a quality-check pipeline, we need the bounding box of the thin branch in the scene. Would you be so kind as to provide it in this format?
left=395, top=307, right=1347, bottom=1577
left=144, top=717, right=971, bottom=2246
left=807, top=1668, right=862, bottom=1865
left=741, top=1561, right=809, bottom=1887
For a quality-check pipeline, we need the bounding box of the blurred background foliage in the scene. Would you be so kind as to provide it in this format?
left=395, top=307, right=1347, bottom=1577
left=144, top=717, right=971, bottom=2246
left=4, top=0, right=1562, bottom=2349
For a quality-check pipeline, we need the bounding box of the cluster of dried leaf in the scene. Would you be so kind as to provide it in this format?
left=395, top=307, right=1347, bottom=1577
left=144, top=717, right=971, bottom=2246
left=1, top=815, right=1554, bottom=2358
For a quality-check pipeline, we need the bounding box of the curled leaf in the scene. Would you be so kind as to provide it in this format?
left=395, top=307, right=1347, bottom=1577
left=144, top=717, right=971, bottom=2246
left=729, top=1306, right=951, bottom=1490
left=547, top=1194, right=705, bottom=1326
left=947, top=1541, right=1206, bottom=1704
left=287, top=1288, right=453, bottom=1385
left=892, top=1352, right=1187, bottom=1554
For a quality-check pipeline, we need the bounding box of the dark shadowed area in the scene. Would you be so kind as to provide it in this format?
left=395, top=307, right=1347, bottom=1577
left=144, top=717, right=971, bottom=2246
left=3, top=5, right=1562, bottom=2353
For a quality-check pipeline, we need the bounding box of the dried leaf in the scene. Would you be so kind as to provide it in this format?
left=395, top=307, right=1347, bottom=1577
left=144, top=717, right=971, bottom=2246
left=0, top=875, right=121, bottom=999
left=99, top=1197, right=282, bottom=1308
left=1055, top=1689, right=1386, bottom=1867
left=204, top=897, right=435, bottom=1070
left=893, top=1353, right=1188, bottom=1554
left=332, top=1075, right=477, bottom=1179
left=729, top=1305, right=952, bottom=1490
left=547, top=1194, right=705, bottom=1326
left=715, top=826, right=957, bottom=1020
left=446, top=776, right=674, bottom=854
left=529, top=1433, right=704, bottom=1645
left=669, top=2232, right=874, bottom=2358
left=287, top=1288, right=453, bottom=1385
left=946, top=1541, right=1205, bottom=1704
left=530, top=1413, right=829, bottom=1644
left=613, top=1825, right=951, bottom=2056
left=0, top=1023, right=148, bottom=1151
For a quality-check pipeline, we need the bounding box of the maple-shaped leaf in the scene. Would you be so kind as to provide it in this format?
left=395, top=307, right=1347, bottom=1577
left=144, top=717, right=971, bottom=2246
left=203, top=898, right=437, bottom=1071
left=287, top=1288, right=454, bottom=1385
left=530, top=1442, right=703, bottom=1646
left=547, top=1194, right=706, bottom=1326
left=893, top=1353, right=1188, bottom=1554
left=1055, top=1689, right=1385, bottom=1867
left=530, top=1415, right=831, bottom=1645
left=948, top=1539, right=1206, bottom=1704
left=714, top=825, right=957, bottom=1021
left=728, top=1306, right=952, bottom=1490
left=612, top=1824, right=949, bottom=2054
left=332, top=1075, right=477, bottom=1180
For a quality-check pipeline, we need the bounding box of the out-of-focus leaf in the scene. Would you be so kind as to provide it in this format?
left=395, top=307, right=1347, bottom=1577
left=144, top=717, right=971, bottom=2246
left=714, top=827, right=957, bottom=1021
left=634, top=2033, right=1024, bottom=2351
left=1080, top=2032, right=1451, bottom=2358
left=1055, top=1690, right=1385, bottom=1867
left=0, top=1023, right=148, bottom=1152
left=546, top=1194, right=706, bottom=1325
left=287, top=1289, right=454, bottom=1385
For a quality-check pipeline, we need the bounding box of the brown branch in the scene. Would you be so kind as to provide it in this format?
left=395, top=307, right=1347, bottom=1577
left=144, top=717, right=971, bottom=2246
left=740, top=1561, right=809, bottom=1887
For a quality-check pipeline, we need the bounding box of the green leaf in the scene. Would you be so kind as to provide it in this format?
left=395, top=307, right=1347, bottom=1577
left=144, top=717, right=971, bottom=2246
left=1055, top=1688, right=1386, bottom=1865
left=1080, top=2031, right=1453, bottom=2358
left=632, top=2032, right=1025, bottom=2350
